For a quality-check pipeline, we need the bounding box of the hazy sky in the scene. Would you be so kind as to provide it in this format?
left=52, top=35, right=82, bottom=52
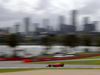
left=0, top=0, right=100, bottom=31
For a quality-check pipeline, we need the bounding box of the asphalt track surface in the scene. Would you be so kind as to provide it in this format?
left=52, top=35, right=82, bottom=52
left=0, top=59, right=100, bottom=68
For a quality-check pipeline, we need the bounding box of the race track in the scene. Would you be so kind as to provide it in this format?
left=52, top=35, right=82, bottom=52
left=0, top=60, right=100, bottom=68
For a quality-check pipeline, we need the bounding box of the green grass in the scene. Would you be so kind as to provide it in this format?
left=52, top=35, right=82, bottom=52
left=36, top=54, right=54, bottom=58
left=0, top=68, right=100, bottom=73
left=80, top=56, right=100, bottom=59
left=22, top=60, right=100, bottom=65
left=0, top=68, right=37, bottom=73
left=75, top=51, right=100, bottom=56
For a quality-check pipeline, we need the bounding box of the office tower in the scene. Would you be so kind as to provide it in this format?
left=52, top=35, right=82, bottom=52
left=59, top=15, right=65, bottom=25
left=43, top=19, right=49, bottom=28
left=15, top=23, right=20, bottom=33
left=84, top=17, right=89, bottom=32
left=72, top=10, right=77, bottom=26
left=6, top=27, right=10, bottom=33
left=84, top=17, right=89, bottom=25
left=93, top=21, right=98, bottom=26
left=59, top=15, right=65, bottom=31
left=24, top=17, right=30, bottom=36
left=84, top=17, right=96, bottom=32
left=84, top=23, right=95, bottom=32
left=43, top=19, right=49, bottom=32
left=92, top=21, right=97, bottom=31
left=70, top=10, right=77, bottom=33
left=49, top=26, right=53, bottom=33
left=34, top=23, right=39, bottom=31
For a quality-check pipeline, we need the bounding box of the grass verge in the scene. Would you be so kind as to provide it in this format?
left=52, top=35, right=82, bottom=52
left=75, top=51, right=100, bottom=56
left=0, top=68, right=36, bottom=73
left=0, top=68, right=100, bottom=73
left=78, top=56, right=100, bottom=59
left=22, top=60, right=100, bottom=65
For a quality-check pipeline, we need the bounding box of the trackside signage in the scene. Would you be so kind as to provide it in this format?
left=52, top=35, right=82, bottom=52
left=0, top=58, right=24, bottom=61
left=0, top=58, right=5, bottom=61
left=29, top=54, right=100, bottom=62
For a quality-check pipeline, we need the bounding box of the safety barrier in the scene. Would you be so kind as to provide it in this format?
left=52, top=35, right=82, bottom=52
left=0, top=54, right=100, bottom=62
left=0, top=58, right=24, bottom=61
left=23, top=54, right=100, bottom=62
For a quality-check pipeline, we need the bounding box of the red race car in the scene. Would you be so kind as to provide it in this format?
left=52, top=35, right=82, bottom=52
left=47, top=63, right=64, bottom=67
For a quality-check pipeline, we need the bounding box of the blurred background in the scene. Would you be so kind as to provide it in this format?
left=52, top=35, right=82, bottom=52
left=0, top=0, right=100, bottom=58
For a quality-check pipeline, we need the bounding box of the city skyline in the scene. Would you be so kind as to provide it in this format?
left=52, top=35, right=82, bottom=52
left=0, top=9, right=98, bottom=37
left=0, top=0, right=100, bottom=32
left=0, top=10, right=98, bottom=32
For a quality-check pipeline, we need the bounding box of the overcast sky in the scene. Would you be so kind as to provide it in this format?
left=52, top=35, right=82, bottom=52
left=0, top=0, right=100, bottom=32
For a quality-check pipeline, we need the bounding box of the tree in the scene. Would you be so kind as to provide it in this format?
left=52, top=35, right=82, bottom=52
left=80, top=34, right=92, bottom=46
left=62, top=34, right=79, bottom=53
left=79, top=34, right=92, bottom=52
left=0, top=35, right=8, bottom=44
left=6, top=34, right=19, bottom=57
left=53, top=34, right=63, bottom=44
left=95, top=39, right=100, bottom=46
left=40, top=36, right=53, bottom=55
left=95, top=37, right=100, bottom=52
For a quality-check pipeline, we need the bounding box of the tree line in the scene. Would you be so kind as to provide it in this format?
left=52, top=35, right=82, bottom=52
left=1, top=33, right=100, bottom=56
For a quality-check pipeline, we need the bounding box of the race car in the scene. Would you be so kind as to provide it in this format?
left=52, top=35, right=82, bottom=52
left=47, top=63, right=64, bottom=67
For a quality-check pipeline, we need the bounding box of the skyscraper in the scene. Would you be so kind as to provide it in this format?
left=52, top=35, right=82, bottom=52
left=93, top=21, right=98, bottom=26
left=70, top=10, right=77, bottom=33
left=6, top=27, right=10, bottom=34
left=59, top=15, right=65, bottom=31
left=43, top=19, right=49, bottom=32
left=84, top=17, right=89, bottom=32
left=34, top=23, right=39, bottom=32
left=84, top=17, right=89, bottom=25
left=59, top=15, right=65, bottom=25
left=92, top=21, right=97, bottom=31
left=72, top=10, right=77, bottom=26
left=24, top=17, right=30, bottom=36
left=15, top=23, right=20, bottom=33
left=83, top=17, right=96, bottom=32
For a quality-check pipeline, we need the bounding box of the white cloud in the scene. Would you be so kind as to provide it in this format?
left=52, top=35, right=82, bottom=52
left=0, top=0, right=39, bottom=13
left=0, top=0, right=100, bottom=31
left=0, top=0, right=91, bottom=14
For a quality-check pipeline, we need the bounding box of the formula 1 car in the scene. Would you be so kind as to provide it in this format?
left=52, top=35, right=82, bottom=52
left=47, top=63, right=64, bottom=67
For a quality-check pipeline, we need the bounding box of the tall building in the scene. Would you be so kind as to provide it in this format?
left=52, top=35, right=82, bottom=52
left=43, top=19, right=49, bottom=33
left=6, top=27, right=10, bottom=34
left=59, top=15, right=65, bottom=25
left=83, top=17, right=96, bottom=32
left=33, top=23, right=40, bottom=35
left=59, top=15, right=65, bottom=31
left=92, top=21, right=97, bottom=31
left=83, top=17, right=89, bottom=32
left=71, top=10, right=77, bottom=33
left=84, top=24, right=95, bottom=32
left=24, top=17, right=30, bottom=36
left=34, top=23, right=39, bottom=31
left=84, top=17, right=89, bottom=25
left=72, top=10, right=77, bottom=26
left=15, top=23, right=20, bottom=33
left=93, top=21, right=98, bottom=26
left=59, top=13, right=77, bottom=34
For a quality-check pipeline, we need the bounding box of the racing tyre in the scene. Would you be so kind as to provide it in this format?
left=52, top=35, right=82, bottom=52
left=53, top=65, right=56, bottom=67
left=61, top=65, right=64, bottom=67
left=48, top=65, right=51, bottom=67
